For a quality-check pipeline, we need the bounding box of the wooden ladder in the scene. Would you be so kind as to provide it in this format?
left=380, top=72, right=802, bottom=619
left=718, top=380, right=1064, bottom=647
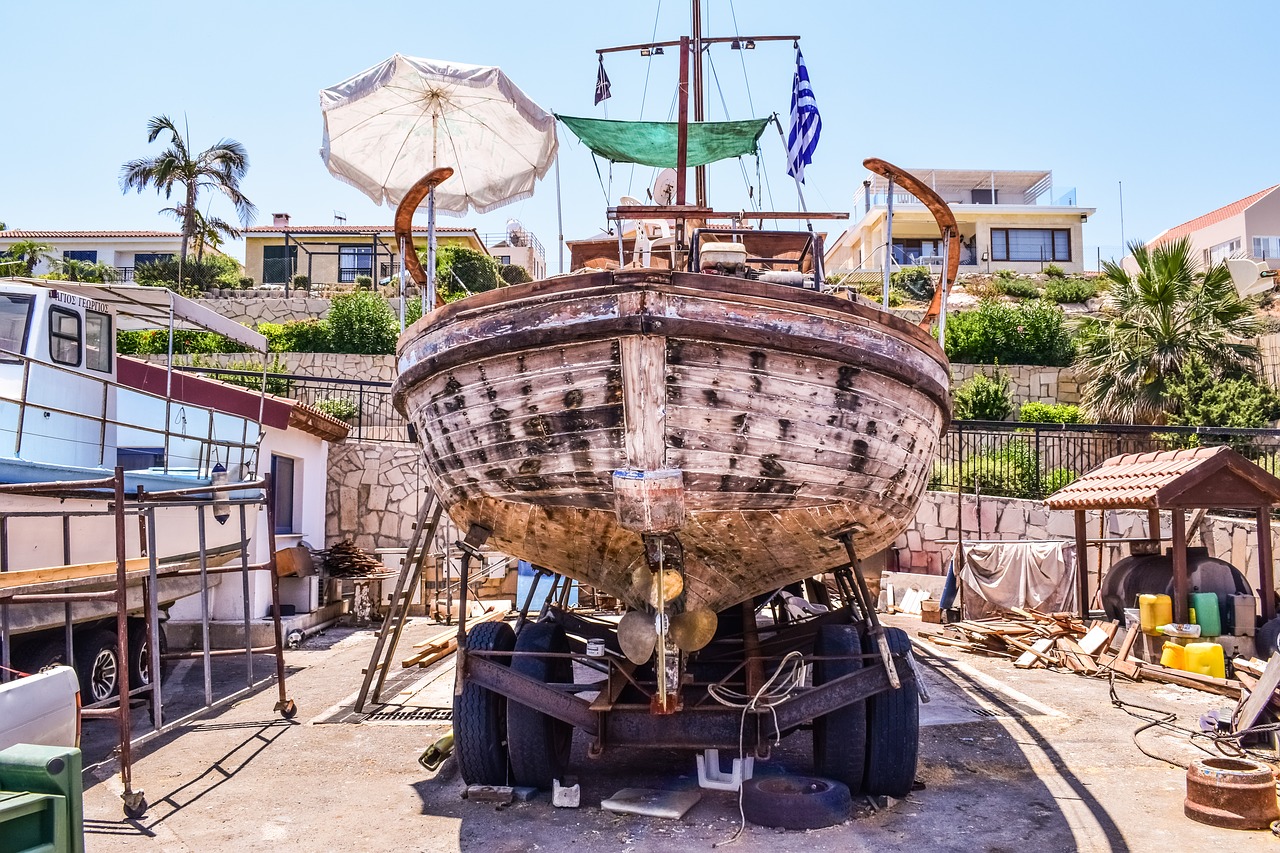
left=354, top=489, right=445, bottom=713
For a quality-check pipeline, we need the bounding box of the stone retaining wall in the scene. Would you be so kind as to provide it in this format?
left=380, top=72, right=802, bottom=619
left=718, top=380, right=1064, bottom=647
left=950, top=363, right=1080, bottom=407
left=143, top=352, right=397, bottom=382
left=895, top=490, right=1279, bottom=587
left=192, top=297, right=331, bottom=326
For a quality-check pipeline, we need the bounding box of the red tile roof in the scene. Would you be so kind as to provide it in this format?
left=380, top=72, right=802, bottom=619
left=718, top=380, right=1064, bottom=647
left=1148, top=186, right=1279, bottom=247
left=1044, top=445, right=1280, bottom=510
left=241, top=225, right=476, bottom=234
left=0, top=230, right=182, bottom=239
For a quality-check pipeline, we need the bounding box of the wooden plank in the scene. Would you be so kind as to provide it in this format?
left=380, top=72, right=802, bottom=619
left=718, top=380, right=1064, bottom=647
left=1079, top=623, right=1118, bottom=657
left=1114, top=624, right=1141, bottom=662
left=1014, top=637, right=1055, bottom=669
left=1133, top=661, right=1242, bottom=698
left=1057, top=637, right=1098, bottom=674
left=619, top=335, right=667, bottom=470
left=1234, top=654, right=1280, bottom=733
left=0, top=557, right=151, bottom=590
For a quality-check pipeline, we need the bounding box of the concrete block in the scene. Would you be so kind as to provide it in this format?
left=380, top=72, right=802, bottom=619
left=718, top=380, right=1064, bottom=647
left=465, top=784, right=513, bottom=804
left=552, top=777, right=580, bottom=808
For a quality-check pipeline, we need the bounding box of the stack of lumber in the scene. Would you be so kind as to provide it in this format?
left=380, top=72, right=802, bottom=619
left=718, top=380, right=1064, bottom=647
left=920, top=607, right=1117, bottom=674
left=322, top=540, right=384, bottom=577
left=400, top=608, right=508, bottom=669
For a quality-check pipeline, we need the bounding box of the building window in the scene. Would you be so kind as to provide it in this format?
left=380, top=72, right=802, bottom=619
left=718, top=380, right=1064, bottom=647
left=892, top=239, right=945, bottom=265
left=262, top=245, right=297, bottom=284
left=48, top=307, right=81, bottom=367
left=495, top=255, right=511, bottom=265
left=133, top=252, right=173, bottom=266
left=84, top=310, right=111, bottom=372
left=1210, top=238, right=1243, bottom=265
left=990, top=228, right=1070, bottom=262
left=270, top=454, right=297, bottom=534
left=1252, top=236, right=1280, bottom=260
left=63, top=250, right=97, bottom=263
left=338, top=245, right=373, bottom=282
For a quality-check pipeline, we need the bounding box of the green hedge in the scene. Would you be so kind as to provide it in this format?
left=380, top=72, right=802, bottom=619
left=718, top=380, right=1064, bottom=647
left=944, top=299, right=1075, bottom=366
left=1018, top=402, right=1082, bottom=423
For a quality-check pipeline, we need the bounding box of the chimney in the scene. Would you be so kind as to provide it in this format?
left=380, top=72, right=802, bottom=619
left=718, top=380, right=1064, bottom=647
left=273, top=213, right=291, bottom=228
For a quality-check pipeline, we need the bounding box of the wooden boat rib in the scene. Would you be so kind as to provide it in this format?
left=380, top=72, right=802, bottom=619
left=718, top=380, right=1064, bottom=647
left=394, top=266, right=950, bottom=613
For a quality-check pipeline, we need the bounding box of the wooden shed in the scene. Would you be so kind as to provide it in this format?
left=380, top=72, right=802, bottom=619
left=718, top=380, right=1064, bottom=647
left=1045, top=445, right=1280, bottom=623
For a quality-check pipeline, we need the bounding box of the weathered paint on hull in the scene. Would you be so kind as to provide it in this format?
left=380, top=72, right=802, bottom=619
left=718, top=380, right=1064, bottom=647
left=394, top=269, right=950, bottom=612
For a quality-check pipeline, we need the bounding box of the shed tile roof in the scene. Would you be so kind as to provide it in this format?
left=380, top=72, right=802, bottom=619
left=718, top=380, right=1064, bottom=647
left=1148, top=185, right=1279, bottom=247
left=1045, top=445, right=1280, bottom=510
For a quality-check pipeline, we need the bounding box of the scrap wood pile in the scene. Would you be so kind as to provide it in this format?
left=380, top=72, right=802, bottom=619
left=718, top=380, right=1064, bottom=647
left=322, top=539, right=384, bottom=577
left=920, top=607, right=1116, bottom=674
left=400, top=608, right=507, bottom=668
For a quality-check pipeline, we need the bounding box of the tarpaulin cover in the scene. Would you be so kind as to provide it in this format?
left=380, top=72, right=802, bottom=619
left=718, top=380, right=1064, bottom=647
left=557, top=115, right=769, bottom=168
left=321, top=54, right=559, bottom=215
left=959, top=541, right=1077, bottom=620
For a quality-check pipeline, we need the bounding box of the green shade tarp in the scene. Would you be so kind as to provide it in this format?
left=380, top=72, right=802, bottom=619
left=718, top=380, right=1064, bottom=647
left=556, top=115, right=769, bottom=168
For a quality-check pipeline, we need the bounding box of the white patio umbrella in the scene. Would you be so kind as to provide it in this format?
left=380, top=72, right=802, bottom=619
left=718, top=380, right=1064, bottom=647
left=320, top=55, right=558, bottom=315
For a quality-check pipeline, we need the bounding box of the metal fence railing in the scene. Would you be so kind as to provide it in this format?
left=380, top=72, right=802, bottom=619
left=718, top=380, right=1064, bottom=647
left=173, top=366, right=410, bottom=444
left=935, top=421, right=1280, bottom=501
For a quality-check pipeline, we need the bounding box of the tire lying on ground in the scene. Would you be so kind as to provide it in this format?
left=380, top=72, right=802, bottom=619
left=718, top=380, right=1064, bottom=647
left=453, top=620, right=516, bottom=785
left=812, top=623, right=867, bottom=790
left=742, top=775, right=852, bottom=830
left=506, top=621, right=573, bottom=789
left=863, top=626, right=920, bottom=798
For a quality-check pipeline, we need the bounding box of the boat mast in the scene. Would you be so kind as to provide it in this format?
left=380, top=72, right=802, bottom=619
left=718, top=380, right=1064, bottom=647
left=691, top=0, right=706, bottom=208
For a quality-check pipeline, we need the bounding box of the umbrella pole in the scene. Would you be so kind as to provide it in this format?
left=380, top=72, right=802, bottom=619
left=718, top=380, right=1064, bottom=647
left=427, top=187, right=437, bottom=313
left=398, top=237, right=406, bottom=332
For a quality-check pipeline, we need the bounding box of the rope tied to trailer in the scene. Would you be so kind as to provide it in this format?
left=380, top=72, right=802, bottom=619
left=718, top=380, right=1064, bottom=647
left=709, top=650, right=809, bottom=847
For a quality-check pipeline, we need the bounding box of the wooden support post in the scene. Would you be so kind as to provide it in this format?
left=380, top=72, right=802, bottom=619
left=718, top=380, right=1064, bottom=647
left=1147, top=508, right=1161, bottom=541
left=1257, top=506, right=1275, bottom=623
left=1074, top=510, right=1089, bottom=621
left=675, top=36, right=690, bottom=208
left=1172, top=509, right=1189, bottom=623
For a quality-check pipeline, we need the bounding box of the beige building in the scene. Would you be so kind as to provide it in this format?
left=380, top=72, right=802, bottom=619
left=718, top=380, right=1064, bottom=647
left=1141, top=185, right=1280, bottom=268
left=241, top=215, right=488, bottom=289
left=826, top=168, right=1096, bottom=277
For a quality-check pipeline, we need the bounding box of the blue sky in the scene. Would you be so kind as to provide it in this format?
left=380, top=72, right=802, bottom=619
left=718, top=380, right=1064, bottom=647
left=2, top=1, right=1274, bottom=272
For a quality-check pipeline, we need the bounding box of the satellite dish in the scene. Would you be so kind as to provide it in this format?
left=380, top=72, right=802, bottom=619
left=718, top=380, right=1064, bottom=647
left=620, top=195, right=644, bottom=207
left=505, top=218, right=527, bottom=247
left=651, top=169, right=678, bottom=206
left=1226, top=257, right=1278, bottom=298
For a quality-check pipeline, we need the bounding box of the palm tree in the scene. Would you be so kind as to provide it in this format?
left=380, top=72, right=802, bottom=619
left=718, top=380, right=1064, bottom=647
left=119, top=115, right=256, bottom=260
left=4, top=240, right=54, bottom=276
left=160, top=204, right=241, bottom=261
left=52, top=258, right=120, bottom=283
left=1074, top=236, right=1264, bottom=424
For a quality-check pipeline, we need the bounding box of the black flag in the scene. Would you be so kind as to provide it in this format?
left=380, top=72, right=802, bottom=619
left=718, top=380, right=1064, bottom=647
left=594, top=55, right=611, bottom=105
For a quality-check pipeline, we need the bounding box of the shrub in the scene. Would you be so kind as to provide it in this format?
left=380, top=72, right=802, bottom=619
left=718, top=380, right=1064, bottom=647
left=1165, top=359, right=1280, bottom=428
left=433, top=246, right=501, bottom=303
left=1018, top=402, right=1082, bottom=424
left=326, top=290, right=398, bottom=354
left=890, top=266, right=934, bottom=300
left=1044, top=278, right=1098, bottom=303
left=963, top=276, right=1003, bottom=301
left=134, top=255, right=241, bottom=296
left=996, top=277, right=1042, bottom=299
left=354, top=274, right=373, bottom=290
left=952, top=372, right=1013, bottom=421
left=993, top=269, right=1019, bottom=281
left=853, top=280, right=905, bottom=307
left=291, top=274, right=310, bottom=291
left=930, top=439, right=1038, bottom=498
left=238, top=275, right=255, bottom=289
left=499, top=263, right=533, bottom=285
left=116, top=328, right=247, bottom=356
left=944, top=299, right=1075, bottom=366
left=181, top=353, right=293, bottom=395
left=1040, top=467, right=1079, bottom=495
left=1043, top=264, right=1067, bottom=279
left=257, top=319, right=333, bottom=353
left=313, top=397, right=359, bottom=421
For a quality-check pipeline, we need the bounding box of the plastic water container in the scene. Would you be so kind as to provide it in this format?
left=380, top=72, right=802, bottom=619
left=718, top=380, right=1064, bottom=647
left=1184, top=642, right=1226, bottom=679
left=1139, top=594, right=1173, bottom=634
left=1160, top=641, right=1186, bottom=670
left=1189, top=592, right=1222, bottom=637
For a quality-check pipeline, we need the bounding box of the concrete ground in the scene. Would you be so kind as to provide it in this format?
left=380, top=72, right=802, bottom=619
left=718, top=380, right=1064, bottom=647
left=77, top=614, right=1280, bottom=853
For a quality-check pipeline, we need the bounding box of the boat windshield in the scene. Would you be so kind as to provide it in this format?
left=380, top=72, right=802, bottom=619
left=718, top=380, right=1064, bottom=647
left=0, top=294, right=33, bottom=359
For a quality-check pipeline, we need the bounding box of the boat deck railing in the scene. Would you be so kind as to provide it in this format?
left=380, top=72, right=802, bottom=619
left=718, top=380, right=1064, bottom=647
left=0, top=347, right=260, bottom=476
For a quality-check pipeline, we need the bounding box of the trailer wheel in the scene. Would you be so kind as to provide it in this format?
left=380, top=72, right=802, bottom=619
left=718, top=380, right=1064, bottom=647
left=812, top=624, right=867, bottom=790
left=863, top=627, right=920, bottom=798
left=741, top=775, right=852, bottom=830
left=454, top=620, right=516, bottom=785
left=20, top=637, right=70, bottom=673
left=506, top=621, right=572, bottom=789
left=75, top=629, right=120, bottom=703
left=128, top=621, right=169, bottom=689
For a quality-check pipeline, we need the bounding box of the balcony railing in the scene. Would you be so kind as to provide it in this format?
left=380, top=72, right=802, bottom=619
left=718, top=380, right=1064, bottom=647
left=852, top=186, right=1079, bottom=215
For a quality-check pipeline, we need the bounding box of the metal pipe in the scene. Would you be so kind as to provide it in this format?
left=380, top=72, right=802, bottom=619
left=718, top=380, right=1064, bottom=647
left=264, top=473, right=290, bottom=711
left=197, top=504, right=213, bottom=706
left=145, top=505, right=162, bottom=730
left=882, top=177, right=894, bottom=307
left=239, top=502, right=253, bottom=689
left=112, top=467, right=135, bottom=800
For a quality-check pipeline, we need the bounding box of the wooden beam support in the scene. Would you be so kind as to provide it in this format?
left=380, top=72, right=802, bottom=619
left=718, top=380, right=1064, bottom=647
left=1172, top=510, right=1189, bottom=623
left=1258, top=506, right=1275, bottom=623
left=1074, top=510, right=1089, bottom=620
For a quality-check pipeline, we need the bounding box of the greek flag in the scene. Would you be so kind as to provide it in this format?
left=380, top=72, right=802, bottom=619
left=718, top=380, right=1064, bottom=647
left=786, top=49, right=821, bottom=183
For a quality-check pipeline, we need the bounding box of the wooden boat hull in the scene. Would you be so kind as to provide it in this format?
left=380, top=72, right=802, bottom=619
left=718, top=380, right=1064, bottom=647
left=394, top=269, right=950, bottom=613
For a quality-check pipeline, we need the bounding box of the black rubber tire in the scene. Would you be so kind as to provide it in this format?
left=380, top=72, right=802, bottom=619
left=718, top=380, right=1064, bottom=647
left=128, top=620, right=169, bottom=689
left=453, top=621, right=516, bottom=785
left=17, top=637, right=71, bottom=674
left=863, top=627, right=920, bottom=798
left=506, top=621, right=572, bottom=789
left=741, top=774, right=852, bottom=830
left=812, top=624, right=867, bottom=790
left=75, top=629, right=120, bottom=704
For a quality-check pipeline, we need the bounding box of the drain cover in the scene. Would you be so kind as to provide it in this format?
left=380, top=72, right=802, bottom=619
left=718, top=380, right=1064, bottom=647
left=972, top=707, right=1006, bottom=718
left=365, top=705, right=453, bottom=723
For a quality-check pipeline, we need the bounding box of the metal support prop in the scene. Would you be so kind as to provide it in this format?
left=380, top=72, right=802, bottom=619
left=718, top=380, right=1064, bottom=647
left=263, top=473, right=293, bottom=716
left=145, top=506, right=163, bottom=730
left=112, top=467, right=141, bottom=812
left=239, top=502, right=253, bottom=688
left=197, top=504, right=213, bottom=706
left=838, top=533, right=900, bottom=689
left=515, top=566, right=549, bottom=632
